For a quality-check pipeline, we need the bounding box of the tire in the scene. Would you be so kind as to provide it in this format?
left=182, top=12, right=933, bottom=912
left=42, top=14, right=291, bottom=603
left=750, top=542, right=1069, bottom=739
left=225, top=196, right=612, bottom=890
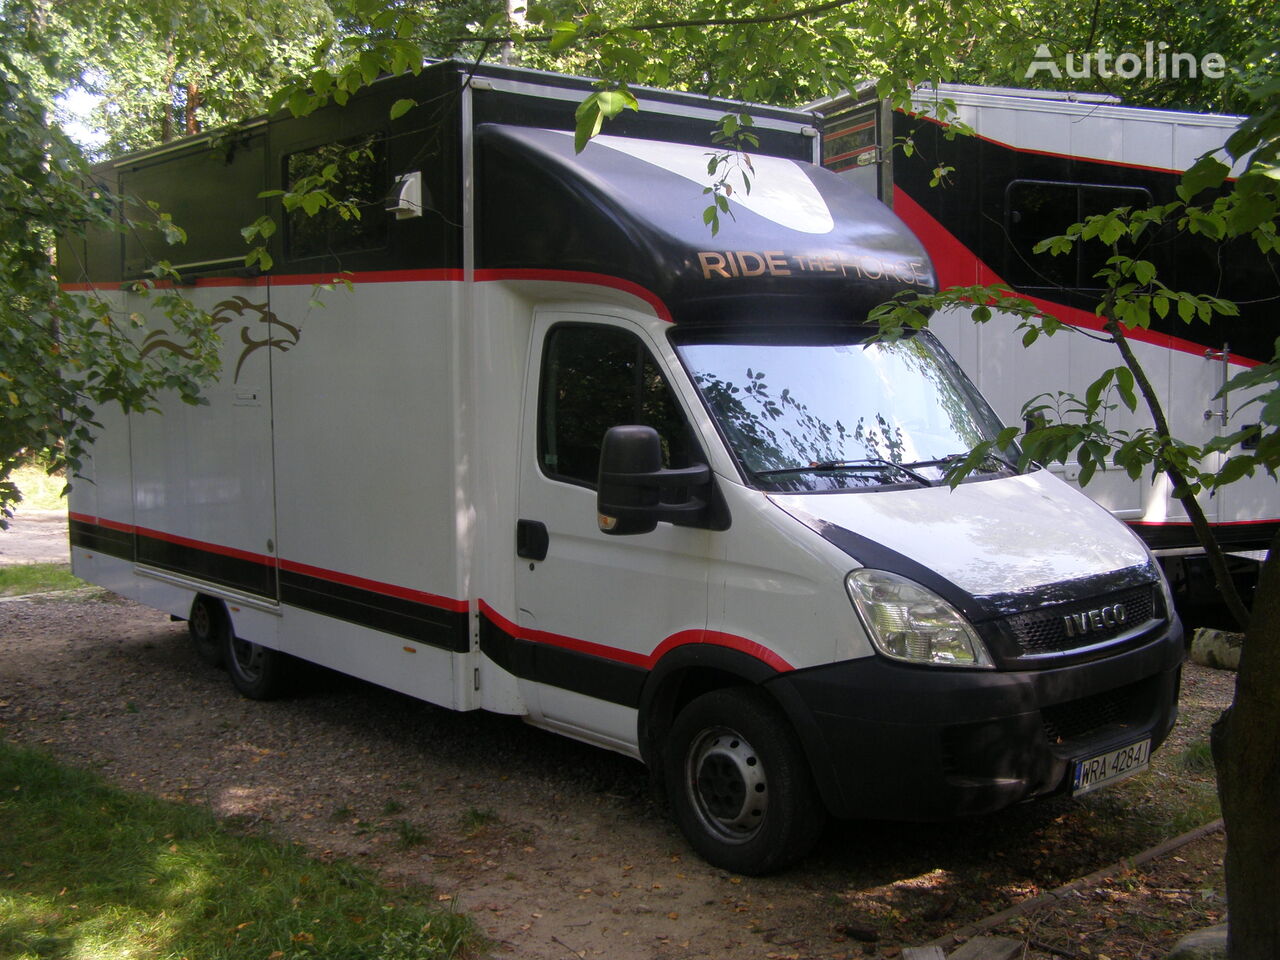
left=188, top=595, right=227, bottom=667
left=225, top=629, right=289, bottom=700
left=665, top=686, right=826, bottom=875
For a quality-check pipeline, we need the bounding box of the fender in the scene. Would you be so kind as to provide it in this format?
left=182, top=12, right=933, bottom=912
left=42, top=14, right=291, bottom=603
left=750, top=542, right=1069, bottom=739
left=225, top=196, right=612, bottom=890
left=638, top=642, right=782, bottom=770
left=638, top=642, right=850, bottom=814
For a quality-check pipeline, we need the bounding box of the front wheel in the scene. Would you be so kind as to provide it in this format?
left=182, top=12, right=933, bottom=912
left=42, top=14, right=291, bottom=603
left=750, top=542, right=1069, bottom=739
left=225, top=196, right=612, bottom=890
left=665, top=687, right=825, bottom=875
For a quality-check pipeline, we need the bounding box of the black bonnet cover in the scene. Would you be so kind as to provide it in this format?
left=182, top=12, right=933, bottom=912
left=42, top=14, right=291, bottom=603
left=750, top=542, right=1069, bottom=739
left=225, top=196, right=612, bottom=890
left=476, top=124, right=937, bottom=323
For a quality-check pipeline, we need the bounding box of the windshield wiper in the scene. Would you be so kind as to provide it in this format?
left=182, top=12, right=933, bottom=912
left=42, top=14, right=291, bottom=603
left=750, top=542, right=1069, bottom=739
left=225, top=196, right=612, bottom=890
left=898, top=451, right=1020, bottom=475
left=752, top=458, right=932, bottom=486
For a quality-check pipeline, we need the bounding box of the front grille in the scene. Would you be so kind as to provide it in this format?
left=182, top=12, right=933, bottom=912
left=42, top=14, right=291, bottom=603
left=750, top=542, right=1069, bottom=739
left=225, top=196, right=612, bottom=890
left=1004, top=585, right=1156, bottom=657
left=1042, top=683, right=1137, bottom=744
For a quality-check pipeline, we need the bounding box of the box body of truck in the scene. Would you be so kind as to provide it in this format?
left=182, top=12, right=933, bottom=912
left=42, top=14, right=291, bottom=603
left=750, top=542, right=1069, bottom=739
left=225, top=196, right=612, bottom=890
left=61, top=63, right=1183, bottom=874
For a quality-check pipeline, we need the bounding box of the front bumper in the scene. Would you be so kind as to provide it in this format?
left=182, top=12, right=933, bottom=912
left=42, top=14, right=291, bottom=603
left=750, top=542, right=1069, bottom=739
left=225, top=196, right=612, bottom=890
left=766, top=619, right=1185, bottom=820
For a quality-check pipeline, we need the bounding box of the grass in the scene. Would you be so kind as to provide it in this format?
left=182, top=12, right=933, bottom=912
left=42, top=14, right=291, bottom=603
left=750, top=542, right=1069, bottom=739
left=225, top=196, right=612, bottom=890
left=461, top=808, right=498, bottom=837
left=1180, top=739, right=1217, bottom=776
left=8, top=463, right=68, bottom=513
left=0, top=741, right=475, bottom=960
left=0, top=563, right=85, bottom=597
left=1089, top=738, right=1223, bottom=845
left=394, top=820, right=429, bottom=849
left=330, top=804, right=355, bottom=822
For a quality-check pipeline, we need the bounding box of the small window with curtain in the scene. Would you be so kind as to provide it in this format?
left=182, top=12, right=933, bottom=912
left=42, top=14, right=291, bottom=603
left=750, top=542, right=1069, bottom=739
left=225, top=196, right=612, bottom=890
left=539, top=324, right=697, bottom=488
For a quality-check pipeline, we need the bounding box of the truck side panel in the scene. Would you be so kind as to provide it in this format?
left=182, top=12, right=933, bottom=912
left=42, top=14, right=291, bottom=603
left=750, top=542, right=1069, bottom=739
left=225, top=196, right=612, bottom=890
left=269, top=278, right=468, bottom=707
left=126, top=285, right=280, bottom=603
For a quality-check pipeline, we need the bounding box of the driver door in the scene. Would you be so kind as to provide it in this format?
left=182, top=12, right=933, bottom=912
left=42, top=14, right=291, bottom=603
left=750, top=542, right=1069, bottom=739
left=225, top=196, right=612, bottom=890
left=513, top=311, right=716, bottom=749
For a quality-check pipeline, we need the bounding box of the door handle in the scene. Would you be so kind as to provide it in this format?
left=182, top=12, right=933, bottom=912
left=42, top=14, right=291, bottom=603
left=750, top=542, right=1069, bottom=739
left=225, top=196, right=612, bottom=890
left=516, top=519, right=549, bottom=561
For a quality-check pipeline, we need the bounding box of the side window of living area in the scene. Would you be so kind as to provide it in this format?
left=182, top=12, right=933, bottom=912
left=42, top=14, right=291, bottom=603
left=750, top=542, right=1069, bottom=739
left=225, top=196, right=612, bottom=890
left=1004, top=179, right=1153, bottom=292
left=283, top=132, right=388, bottom=262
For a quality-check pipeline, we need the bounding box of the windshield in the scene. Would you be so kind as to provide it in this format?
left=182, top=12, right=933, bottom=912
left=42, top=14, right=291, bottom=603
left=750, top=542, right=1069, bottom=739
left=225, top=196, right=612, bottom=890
left=672, top=326, right=1017, bottom=492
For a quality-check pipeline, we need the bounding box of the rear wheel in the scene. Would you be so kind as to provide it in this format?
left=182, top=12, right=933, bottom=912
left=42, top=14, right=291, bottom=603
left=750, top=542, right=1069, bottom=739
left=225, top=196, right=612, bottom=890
left=225, top=631, right=289, bottom=700
left=665, top=687, right=825, bottom=875
left=188, top=595, right=227, bottom=667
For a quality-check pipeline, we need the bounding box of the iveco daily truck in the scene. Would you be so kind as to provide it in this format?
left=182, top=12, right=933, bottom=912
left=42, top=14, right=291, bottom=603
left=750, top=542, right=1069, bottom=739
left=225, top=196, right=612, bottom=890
left=59, top=62, right=1184, bottom=874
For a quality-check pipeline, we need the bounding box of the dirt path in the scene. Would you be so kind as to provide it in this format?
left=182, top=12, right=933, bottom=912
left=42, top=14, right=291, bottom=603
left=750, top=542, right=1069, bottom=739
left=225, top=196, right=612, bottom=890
left=0, top=593, right=1233, bottom=959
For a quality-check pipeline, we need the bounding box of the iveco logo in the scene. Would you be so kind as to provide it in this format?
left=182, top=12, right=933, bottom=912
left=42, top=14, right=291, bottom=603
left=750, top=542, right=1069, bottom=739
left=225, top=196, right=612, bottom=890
left=1063, top=603, right=1128, bottom=637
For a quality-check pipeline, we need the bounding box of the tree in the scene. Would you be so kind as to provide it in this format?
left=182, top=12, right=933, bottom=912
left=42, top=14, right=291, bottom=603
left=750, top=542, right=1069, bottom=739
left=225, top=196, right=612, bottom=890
left=0, top=11, right=220, bottom=525
left=7, top=0, right=1278, bottom=950
left=12, top=0, right=341, bottom=155
left=948, top=0, right=1278, bottom=112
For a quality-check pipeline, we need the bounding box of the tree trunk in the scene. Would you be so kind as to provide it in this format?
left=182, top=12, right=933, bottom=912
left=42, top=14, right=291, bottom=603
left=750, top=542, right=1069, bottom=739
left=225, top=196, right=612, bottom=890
left=1095, top=295, right=1276, bottom=957
left=185, top=81, right=201, bottom=135
left=161, top=42, right=176, bottom=143
left=1212, top=531, right=1280, bottom=959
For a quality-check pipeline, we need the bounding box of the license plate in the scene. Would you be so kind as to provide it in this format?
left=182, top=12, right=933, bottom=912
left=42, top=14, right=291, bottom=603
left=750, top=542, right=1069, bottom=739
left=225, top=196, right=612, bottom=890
left=1072, top=739, right=1151, bottom=796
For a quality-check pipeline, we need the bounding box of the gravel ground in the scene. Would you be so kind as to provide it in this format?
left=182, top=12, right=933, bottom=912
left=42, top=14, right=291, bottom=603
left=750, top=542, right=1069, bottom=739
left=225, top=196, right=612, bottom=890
left=0, top=584, right=1235, bottom=960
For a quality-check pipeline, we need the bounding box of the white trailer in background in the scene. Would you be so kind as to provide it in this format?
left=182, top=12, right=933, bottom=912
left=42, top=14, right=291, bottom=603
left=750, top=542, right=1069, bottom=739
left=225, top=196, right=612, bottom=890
left=815, top=84, right=1280, bottom=609
left=61, top=64, right=1183, bottom=874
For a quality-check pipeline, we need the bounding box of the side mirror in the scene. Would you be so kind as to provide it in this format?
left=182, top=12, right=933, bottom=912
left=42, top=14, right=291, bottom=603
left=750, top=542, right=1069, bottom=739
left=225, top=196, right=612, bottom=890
left=596, top=425, right=712, bottom=535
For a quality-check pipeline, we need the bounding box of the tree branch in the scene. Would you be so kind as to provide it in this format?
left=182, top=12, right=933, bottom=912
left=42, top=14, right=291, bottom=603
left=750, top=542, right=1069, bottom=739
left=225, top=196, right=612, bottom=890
left=1102, top=304, right=1252, bottom=629
left=449, top=0, right=861, bottom=45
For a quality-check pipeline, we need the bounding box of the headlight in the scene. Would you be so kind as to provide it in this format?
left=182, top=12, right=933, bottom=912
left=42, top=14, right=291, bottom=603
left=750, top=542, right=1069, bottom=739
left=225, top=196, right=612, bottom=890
left=845, top=569, right=993, bottom=669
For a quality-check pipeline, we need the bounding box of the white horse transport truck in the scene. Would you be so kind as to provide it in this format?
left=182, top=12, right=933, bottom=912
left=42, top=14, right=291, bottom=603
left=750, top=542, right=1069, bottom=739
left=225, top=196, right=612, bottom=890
left=60, top=62, right=1184, bottom=874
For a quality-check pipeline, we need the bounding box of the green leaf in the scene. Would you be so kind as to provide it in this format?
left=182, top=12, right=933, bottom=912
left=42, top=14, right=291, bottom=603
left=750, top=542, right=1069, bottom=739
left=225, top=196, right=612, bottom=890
left=1078, top=458, right=1097, bottom=487
left=594, top=89, right=638, bottom=120
left=1221, top=362, right=1280, bottom=398
left=1084, top=369, right=1114, bottom=411
left=1115, top=367, right=1137, bottom=412
left=389, top=98, right=416, bottom=120
left=549, top=22, right=578, bottom=52
left=1179, top=157, right=1231, bottom=201
left=310, top=71, right=333, bottom=96
left=573, top=95, right=608, bottom=152
left=1098, top=218, right=1126, bottom=245
left=287, top=89, right=312, bottom=118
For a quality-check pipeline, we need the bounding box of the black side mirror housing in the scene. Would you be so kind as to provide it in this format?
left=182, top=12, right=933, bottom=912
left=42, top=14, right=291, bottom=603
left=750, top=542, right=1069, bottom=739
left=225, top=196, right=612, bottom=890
left=596, top=425, right=713, bottom=535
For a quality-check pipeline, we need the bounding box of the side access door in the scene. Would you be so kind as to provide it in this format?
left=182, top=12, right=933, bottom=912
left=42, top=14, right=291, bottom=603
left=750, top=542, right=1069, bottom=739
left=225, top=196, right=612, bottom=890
left=511, top=311, right=718, bottom=753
